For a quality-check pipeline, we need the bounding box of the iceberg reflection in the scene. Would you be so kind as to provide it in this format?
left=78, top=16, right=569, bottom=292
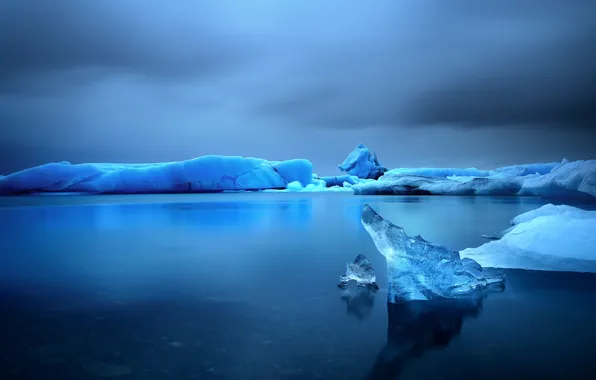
left=366, top=292, right=491, bottom=379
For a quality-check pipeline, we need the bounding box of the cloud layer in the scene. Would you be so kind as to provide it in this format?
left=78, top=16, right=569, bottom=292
left=1, top=0, right=595, bottom=173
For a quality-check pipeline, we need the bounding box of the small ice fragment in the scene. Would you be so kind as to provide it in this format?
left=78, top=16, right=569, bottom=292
left=338, top=254, right=379, bottom=290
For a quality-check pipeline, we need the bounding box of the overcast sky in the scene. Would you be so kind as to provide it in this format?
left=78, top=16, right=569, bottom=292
left=1, top=0, right=595, bottom=175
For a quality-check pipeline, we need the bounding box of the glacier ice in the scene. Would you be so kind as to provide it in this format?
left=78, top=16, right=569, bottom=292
left=338, top=254, right=379, bottom=290
left=384, top=162, right=559, bottom=179
left=493, top=162, right=560, bottom=177
left=519, top=159, right=596, bottom=198
left=461, top=203, right=596, bottom=272
left=353, top=175, right=522, bottom=196
left=338, top=143, right=387, bottom=179
left=361, top=204, right=505, bottom=302
left=319, top=174, right=360, bottom=187
left=0, top=156, right=313, bottom=194
left=264, top=178, right=354, bottom=193
left=352, top=159, right=596, bottom=198
left=385, top=167, right=491, bottom=178
left=3, top=147, right=593, bottom=198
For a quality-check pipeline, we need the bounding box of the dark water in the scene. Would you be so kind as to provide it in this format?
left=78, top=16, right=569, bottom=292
left=1, top=193, right=596, bottom=380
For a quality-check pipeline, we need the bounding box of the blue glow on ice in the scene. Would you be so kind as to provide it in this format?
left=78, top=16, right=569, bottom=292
left=319, top=174, right=360, bottom=187
left=338, top=143, right=387, bottom=179
left=361, top=204, right=505, bottom=302
left=0, top=156, right=313, bottom=194
left=354, top=160, right=596, bottom=198
left=461, top=203, right=596, bottom=272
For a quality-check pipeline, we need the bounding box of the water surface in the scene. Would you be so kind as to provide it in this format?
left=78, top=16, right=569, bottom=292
left=1, top=194, right=595, bottom=379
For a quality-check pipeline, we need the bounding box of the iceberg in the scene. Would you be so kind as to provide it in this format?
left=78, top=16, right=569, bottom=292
left=0, top=156, right=313, bottom=195
left=264, top=178, right=354, bottom=193
left=461, top=204, right=596, bottom=272
left=493, top=162, right=560, bottom=177
left=385, top=167, right=491, bottom=178
left=338, top=254, right=379, bottom=290
left=353, top=175, right=522, bottom=196
left=361, top=204, right=505, bottom=302
left=384, top=162, right=559, bottom=179
left=338, top=143, right=387, bottom=179
left=353, top=159, right=595, bottom=198
left=519, top=159, right=596, bottom=198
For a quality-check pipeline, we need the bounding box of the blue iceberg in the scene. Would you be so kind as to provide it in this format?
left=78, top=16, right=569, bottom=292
left=0, top=156, right=313, bottom=195
left=353, top=175, right=522, bottom=196
left=264, top=178, right=354, bottom=193
left=338, top=143, right=387, bottom=179
left=461, top=203, right=596, bottom=272
left=519, top=159, right=596, bottom=198
left=384, top=162, right=559, bottom=179
left=352, top=159, right=595, bottom=198
left=361, top=204, right=505, bottom=302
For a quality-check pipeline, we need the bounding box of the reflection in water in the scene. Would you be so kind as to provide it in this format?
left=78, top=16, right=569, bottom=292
left=398, top=197, right=424, bottom=203
left=339, top=285, right=377, bottom=320
left=0, top=199, right=314, bottom=233
left=366, top=291, right=493, bottom=380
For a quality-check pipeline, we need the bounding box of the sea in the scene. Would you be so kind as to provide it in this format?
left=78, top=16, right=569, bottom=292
left=1, top=193, right=596, bottom=380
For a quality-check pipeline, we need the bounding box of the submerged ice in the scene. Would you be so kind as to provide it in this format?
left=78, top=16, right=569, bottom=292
left=361, top=204, right=505, bottom=302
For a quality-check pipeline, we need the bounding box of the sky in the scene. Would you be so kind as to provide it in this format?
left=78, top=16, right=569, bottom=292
left=1, top=0, right=595, bottom=175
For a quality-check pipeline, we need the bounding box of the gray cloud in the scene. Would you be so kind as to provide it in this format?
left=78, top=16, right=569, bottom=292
left=0, top=0, right=594, bottom=175
left=254, top=0, right=596, bottom=129
left=0, top=0, right=252, bottom=93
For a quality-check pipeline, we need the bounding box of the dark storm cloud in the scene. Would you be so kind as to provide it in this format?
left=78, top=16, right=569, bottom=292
left=0, top=0, right=595, bottom=175
left=0, top=0, right=250, bottom=93
left=255, top=0, right=596, bottom=129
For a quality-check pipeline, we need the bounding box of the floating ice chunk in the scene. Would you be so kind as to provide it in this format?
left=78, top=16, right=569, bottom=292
left=519, top=159, right=596, bottom=198
left=353, top=175, right=521, bottom=196
left=361, top=204, right=504, bottom=302
left=265, top=178, right=354, bottom=193
left=0, top=156, right=313, bottom=195
left=384, top=162, right=559, bottom=179
left=361, top=160, right=596, bottom=198
left=493, top=162, right=559, bottom=176
left=512, top=203, right=595, bottom=224
left=338, top=254, right=379, bottom=290
left=338, top=143, right=387, bottom=179
left=385, top=167, right=490, bottom=178
left=285, top=181, right=305, bottom=191
left=462, top=204, right=596, bottom=272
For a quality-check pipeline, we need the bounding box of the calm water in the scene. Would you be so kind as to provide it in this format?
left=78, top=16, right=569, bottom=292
left=1, top=193, right=596, bottom=380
